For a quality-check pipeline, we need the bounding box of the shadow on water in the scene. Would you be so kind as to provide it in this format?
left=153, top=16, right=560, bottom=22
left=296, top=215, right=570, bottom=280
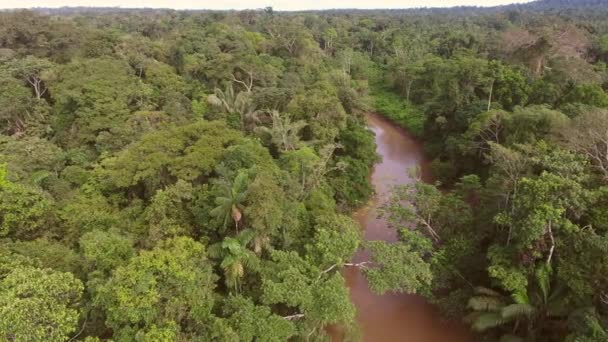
left=332, top=113, right=474, bottom=342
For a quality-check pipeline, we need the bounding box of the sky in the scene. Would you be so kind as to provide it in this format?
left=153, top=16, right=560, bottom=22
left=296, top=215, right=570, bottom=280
left=0, top=0, right=534, bottom=11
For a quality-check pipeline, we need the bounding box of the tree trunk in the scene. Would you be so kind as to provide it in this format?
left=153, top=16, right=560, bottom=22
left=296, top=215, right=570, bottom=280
left=406, top=79, right=414, bottom=103
left=487, top=79, right=495, bottom=112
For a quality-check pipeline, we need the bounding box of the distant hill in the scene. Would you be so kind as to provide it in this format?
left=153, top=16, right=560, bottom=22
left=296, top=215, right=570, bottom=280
left=522, top=0, right=608, bottom=9
left=12, top=0, right=608, bottom=15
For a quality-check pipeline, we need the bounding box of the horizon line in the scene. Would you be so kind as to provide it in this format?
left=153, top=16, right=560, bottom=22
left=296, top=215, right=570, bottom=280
left=0, top=1, right=536, bottom=12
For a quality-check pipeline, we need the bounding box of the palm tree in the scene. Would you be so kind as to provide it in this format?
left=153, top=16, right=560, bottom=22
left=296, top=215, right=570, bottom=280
left=255, top=110, right=307, bottom=152
left=207, top=84, right=242, bottom=113
left=466, top=266, right=568, bottom=341
left=210, top=170, right=250, bottom=233
left=207, top=84, right=262, bottom=133
left=208, top=229, right=259, bottom=293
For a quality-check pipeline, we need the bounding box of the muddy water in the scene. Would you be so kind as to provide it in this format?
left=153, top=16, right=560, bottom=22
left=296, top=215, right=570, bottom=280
left=342, top=113, right=473, bottom=342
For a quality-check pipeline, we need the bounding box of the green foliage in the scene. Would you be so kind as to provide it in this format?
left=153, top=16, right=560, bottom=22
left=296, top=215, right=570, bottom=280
left=365, top=241, right=433, bottom=295
left=222, top=295, right=295, bottom=341
left=209, top=230, right=259, bottom=293
left=143, top=61, right=189, bottom=110
left=210, top=169, right=251, bottom=232
left=80, top=229, right=134, bottom=275
left=255, top=110, right=307, bottom=152
left=262, top=250, right=356, bottom=337
left=144, top=179, right=195, bottom=244
left=0, top=75, right=33, bottom=135
left=48, top=58, right=139, bottom=149
left=1, top=6, right=607, bottom=341
left=95, top=237, right=217, bottom=340
left=306, top=214, right=361, bottom=267
left=557, top=231, right=608, bottom=300
left=466, top=265, right=569, bottom=339
left=0, top=136, right=65, bottom=189
left=562, top=84, right=608, bottom=108
left=4, top=238, right=82, bottom=275
left=0, top=266, right=83, bottom=342
left=0, top=165, right=52, bottom=239
left=99, top=121, right=242, bottom=196
left=372, top=88, right=425, bottom=137
left=243, top=172, right=285, bottom=250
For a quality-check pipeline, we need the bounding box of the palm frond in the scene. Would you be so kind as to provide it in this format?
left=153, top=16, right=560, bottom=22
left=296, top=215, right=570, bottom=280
left=472, top=312, right=509, bottom=332
left=501, top=303, right=535, bottom=319
left=223, top=238, right=242, bottom=254
left=236, top=228, right=255, bottom=245
left=474, top=286, right=504, bottom=297
left=535, top=264, right=552, bottom=304
left=468, top=296, right=505, bottom=312
left=207, top=94, right=224, bottom=108
left=511, top=291, right=529, bottom=305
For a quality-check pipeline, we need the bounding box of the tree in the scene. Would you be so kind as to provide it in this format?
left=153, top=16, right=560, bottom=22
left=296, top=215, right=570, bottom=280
left=58, top=190, right=122, bottom=243
left=364, top=241, right=434, bottom=295
left=507, top=105, right=569, bottom=144
left=243, top=172, right=285, bottom=254
left=383, top=181, right=457, bottom=243
left=256, top=110, right=307, bottom=152
left=210, top=169, right=250, bottom=232
left=0, top=135, right=65, bottom=186
left=286, top=87, right=346, bottom=143
left=388, top=34, right=427, bottom=101
left=0, top=165, right=52, bottom=239
left=48, top=58, right=139, bottom=149
left=597, top=34, right=608, bottom=63
left=208, top=84, right=249, bottom=114
left=461, top=110, right=511, bottom=157
left=488, top=62, right=530, bottom=111
left=144, top=179, right=195, bottom=244
left=99, top=121, right=242, bottom=197
left=5, top=55, right=53, bottom=100
left=557, top=230, right=608, bottom=307
left=560, top=108, right=608, bottom=179
left=95, top=237, right=218, bottom=340
left=0, top=75, right=33, bottom=135
left=79, top=229, right=134, bottom=276
left=207, top=84, right=262, bottom=132
left=494, top=172, right=587, bottom=268
left=142, top=60, right=188, bottom=111
left=0, top=266, right=84, bottom=342
left=3, top=238, right=82, bottom=276
left=467, top=266, right=568, bottom=341
left=209, top=230, right=259, bottom=293
left=222, top=295, right=295, bottom=341
left=306, top=213, right=360, bottom=268
left=500, top=25, right=590, bottom=77
left=261, top=250, right=356, bottom=339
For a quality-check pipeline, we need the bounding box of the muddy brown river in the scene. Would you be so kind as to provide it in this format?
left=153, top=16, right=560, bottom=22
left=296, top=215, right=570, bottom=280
left=339, top=113, right=473, bottom=342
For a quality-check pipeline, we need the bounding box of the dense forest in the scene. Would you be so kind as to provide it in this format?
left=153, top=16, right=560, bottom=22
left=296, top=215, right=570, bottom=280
left=1, top=0, right=608, bottom=340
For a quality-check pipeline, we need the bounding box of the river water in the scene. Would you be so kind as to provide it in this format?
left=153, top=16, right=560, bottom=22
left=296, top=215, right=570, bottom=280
left=340, top=113, right=473, bottom=342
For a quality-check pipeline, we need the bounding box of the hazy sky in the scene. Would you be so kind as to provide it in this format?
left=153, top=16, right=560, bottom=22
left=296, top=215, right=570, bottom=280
left=1, top=0, right=533, bottom=11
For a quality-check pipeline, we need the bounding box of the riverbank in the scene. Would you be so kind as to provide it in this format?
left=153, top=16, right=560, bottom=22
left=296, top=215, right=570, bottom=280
left=371, top=87, right=426, bottom=138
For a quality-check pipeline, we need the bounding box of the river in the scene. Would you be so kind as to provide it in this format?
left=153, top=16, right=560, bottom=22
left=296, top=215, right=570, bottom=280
left=340, top=113, right=473, bottom=342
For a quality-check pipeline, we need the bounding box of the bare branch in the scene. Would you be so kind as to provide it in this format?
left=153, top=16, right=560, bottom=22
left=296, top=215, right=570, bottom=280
left=546, top=221, right=555, bottom=265
left=230, top=72, right=253, bottom=93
